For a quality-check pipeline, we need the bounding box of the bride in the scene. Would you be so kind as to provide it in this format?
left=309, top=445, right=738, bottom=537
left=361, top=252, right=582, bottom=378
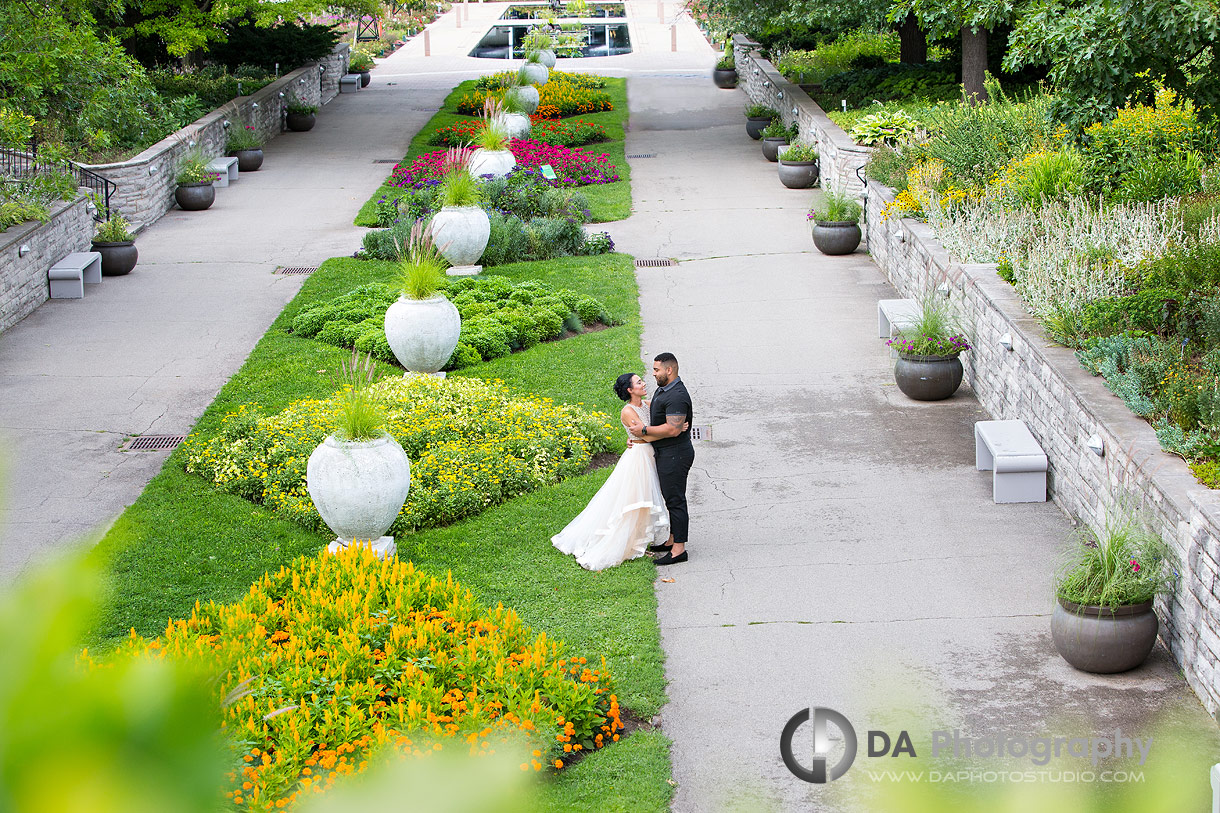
left=551, top=373, right=672, bottom=571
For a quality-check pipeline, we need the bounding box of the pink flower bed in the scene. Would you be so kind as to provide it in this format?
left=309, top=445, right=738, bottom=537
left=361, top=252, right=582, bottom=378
left=388, top=142, right=619, bottom=189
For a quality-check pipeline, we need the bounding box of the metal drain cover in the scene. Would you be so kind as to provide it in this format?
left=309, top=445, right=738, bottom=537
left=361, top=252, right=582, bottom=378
left=690, top=425, right=713, bottom=441
left=635, top=258, right=676, bottom=268
left=372, top=159, right=400, bottom=164
left=627, top=153, right=656, bottom=158
left=276, top=266, right=318, bottom=276
left=124, top=434, right=185, bottom=451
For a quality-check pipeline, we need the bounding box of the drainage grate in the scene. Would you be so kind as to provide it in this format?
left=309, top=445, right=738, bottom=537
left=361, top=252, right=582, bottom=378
left=124, top=434, right=186, bottom=451
left=690, top=425, right=713, bottom=441
left=372, top=158, right=400, bottom=164
left=627, top=153, right=656, bottom=159
left=635, top=258, right=676, bottom=268
left=276, top=266, right=318, bottom=276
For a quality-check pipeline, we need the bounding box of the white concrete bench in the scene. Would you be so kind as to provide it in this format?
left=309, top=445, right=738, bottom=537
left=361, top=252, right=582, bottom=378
left=975, top=420, right=1047, bottom=503
left=48, top=251, right=102, bottom=299
left=339, top=74, right=362, bottom=93
left=207, top=156, right=238, bottom=187
left=878, top=298, right=920, bottom=338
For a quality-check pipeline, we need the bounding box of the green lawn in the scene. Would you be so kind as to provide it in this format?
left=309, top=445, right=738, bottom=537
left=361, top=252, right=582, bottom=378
left=88, top=252, right=670, bottom=810
left=354, top=77, right=632, bottom=226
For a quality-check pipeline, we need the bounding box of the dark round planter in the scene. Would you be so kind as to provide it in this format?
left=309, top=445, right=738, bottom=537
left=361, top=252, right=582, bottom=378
left=1051, top=598, right=1159, bottom=674
left=713, top=68, right=738, bottom=89
left=811, top=220, right=861, bottom=255
left=761, top=137, right=788, bottom=162
left=893, top=353, right=964, bottom=401
left=778, top=159, right=820, bottom=189
left=286, top=112, right=317, bottom=132
left=174, top=181, right=215, bottom=211
left=91, top=241, right=138, bottom=276
left=359, top=70, right=371, bottom=87
left=745, top=116, right=772, bottom=140
left=234, top=148, right=263, bottom=172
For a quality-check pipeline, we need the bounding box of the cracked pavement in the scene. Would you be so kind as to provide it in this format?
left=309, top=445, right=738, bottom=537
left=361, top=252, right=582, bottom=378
left=618, top=71, right=1220, bottom=811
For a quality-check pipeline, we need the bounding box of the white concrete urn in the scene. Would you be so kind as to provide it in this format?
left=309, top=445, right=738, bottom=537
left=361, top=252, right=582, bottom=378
left=495, top=112, right=532, bottom=140
left=507, top=85, right=540, bottom=114
left=306, top=435, right=411, bottom=544
left=468, top=148, right=517, bottom=179
left=520, top=62, right=549, bottom=86
left=384, top=292, right=462, bottom=373
left=537, top=49, right=557, bottom=68
left=429, top=205, right=490, bottom=266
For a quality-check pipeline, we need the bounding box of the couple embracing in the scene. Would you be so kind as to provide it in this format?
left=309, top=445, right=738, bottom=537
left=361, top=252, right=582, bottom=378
left=552, top=352, right=694, bottom=570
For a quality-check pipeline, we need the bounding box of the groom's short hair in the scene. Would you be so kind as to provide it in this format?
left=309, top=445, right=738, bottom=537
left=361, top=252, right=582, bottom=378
left=654, top=352, right=678, bottom=369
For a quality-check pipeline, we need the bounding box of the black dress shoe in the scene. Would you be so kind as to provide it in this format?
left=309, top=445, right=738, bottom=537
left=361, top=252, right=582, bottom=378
left=654, top=550, right=688, bottom=566
left=648, top=542, right=673, bottom=553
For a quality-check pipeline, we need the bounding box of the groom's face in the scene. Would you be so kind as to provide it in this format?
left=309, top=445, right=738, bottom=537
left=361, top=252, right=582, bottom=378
left=652, top=361, right=670, bottom=387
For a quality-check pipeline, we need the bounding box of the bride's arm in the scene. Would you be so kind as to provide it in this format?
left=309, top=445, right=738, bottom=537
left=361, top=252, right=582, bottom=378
left=622, top=406, right=655, bottom=443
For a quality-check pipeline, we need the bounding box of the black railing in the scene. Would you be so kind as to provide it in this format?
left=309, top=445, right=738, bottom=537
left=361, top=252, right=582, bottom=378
left=0, top=144, right=115, bottom=222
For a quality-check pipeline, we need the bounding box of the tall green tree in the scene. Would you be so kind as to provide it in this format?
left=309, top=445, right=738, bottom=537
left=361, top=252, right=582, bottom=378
left=888, top=0, right=1015, bottom=102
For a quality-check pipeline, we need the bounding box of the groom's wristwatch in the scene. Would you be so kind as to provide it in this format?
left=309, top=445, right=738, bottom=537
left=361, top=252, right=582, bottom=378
left=641, top=425, right=647, bottom=436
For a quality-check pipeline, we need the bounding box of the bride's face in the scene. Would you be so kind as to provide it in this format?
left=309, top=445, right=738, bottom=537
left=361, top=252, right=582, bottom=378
left=629, top=375, right=647, bottom=397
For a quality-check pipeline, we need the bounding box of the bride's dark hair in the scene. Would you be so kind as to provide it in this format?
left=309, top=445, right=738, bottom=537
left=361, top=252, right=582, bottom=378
left=613, top=373, right=637, bottom=401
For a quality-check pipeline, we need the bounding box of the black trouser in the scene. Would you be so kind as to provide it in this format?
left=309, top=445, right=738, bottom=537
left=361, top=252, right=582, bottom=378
left=655, top=441, right=694, bottom=545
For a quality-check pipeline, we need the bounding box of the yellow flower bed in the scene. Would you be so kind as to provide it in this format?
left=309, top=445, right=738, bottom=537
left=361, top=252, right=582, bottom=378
left=107, top=546, right=624, bottom=811
left=184, top=376, right=614, bottom=534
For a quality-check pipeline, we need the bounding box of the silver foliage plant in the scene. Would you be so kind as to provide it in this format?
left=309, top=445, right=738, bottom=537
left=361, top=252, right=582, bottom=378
left=924, top=195, right=1186, bottom=317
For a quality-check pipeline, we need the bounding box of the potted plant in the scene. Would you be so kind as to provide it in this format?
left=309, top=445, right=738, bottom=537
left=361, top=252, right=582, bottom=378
left=384, top=223, right=463, bottom=374
left=285, top=100, right=318, bottom=132
left=225, top=122, right=264, bottom=172
left=507, top=77, right=541, bottom=115
left=520, top=50, right=550, bottom=86
left=349, top=51, right=374, bottom=87
left=759, top=119, right=789, bottom=162
left=429, top=147, right=491, bottom=266
left=524, top=30, right=557, bottom=68
left=808, top=190, right=862, bottom=255
left=1051, top=512, right=1175, bottom=673
left=884, top=294, right=971, bottom=400
left=745, top=104, right=779, bottom=140
left=713, top=54, right=737, bottom=89
left=305, top=349, right=411, bottom=556
left=495, top=90, right=533, bottom=140
left=174, top=152, right=217, bottom=211
left=468, top=108, right=517, bottom=179
left=777, top=142, right=819, bottom=188
left=91, top=211, right=138, bottom=276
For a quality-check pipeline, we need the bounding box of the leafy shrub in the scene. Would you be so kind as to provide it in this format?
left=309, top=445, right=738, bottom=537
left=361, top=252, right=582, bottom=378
left=148, top=67, right=277, bottom=110
left=1138, top=238, right=1220, bottom=293
left=183, top=376, right=615, bottom=532
left=922, top=93, right=1059, bottom=188
left=116, top=545, right=626, bottom=807
left=776, top=29, right=899, bottom=85
left=819, top=63, right=958, bottom=109
left=992, top=149, right=1086, bottom=209
left=207, top=18, right=342, bottom=73
left=580, top=231, right=614, bottom=254
left=744, top=105, right=780, bottom=120
left=864, top=143, right=907, bottom=188
left=0, top=196, right=49, bottom=231
left=1113, top=150, right=1204, bottom=203
left=1082, top=88, right=1202, bottom=197
left=848, top=109, right=921, bottom=146
left=1077, top=288, right=1177, bottom=337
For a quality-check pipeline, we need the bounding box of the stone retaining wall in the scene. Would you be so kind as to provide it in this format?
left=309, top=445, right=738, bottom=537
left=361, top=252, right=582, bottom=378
left=0, top=197, right=93, bottom=332
left=731, top=35, right=871, bottom=199
left=865, top=180, right=1220, bottom=719
left=80, top=45, right=350, bottom=231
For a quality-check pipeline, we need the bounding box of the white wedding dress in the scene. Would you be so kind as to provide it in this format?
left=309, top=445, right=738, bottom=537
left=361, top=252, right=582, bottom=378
left=552, top=403, right=671, bottom=571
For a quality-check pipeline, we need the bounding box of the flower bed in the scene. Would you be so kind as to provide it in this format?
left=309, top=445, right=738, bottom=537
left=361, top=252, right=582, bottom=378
left=474, top=71, right=607, bottom=91
left=457, top=82, right=613, bottom=118
left=429, top=118, right=609, bottom=149
left=389, top=145, right=617, bottom=188
left=184, top=375, right=614, bottom=533
left=290, top=278, right=613, bottom=368
left=112, top=545, right=624, bottom=809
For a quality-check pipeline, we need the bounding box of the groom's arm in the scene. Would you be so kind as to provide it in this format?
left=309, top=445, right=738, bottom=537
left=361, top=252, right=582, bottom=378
left=643, top=413, right=687, bottom=439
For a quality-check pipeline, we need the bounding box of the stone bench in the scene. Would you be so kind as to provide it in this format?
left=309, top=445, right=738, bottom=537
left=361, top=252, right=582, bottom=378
left=339, top=74, right=362, bottom=93
left=206, top=156, right=238, bottom=187
left=975, top=420, right=1048, bottom=503
left=48, top=251, right=102, bottom=299
left=877, top=298, right=920, bottom=338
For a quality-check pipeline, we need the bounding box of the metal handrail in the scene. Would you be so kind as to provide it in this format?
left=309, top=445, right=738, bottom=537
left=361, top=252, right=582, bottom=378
left=0, top=144, right=115, bottom=221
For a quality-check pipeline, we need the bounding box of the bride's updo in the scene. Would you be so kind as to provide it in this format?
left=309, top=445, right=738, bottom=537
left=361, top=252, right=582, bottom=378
left=613, top=373, right=636, bottom=401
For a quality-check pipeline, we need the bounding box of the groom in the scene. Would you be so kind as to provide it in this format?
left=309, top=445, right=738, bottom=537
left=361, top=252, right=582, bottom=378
left=641, top=352, right=694, bottom=565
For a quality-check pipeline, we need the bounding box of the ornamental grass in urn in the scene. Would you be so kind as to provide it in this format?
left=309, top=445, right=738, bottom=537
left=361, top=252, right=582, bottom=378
left=384, top=221, right=463, bottom=374
left=885, top=294, right=971, bottom=401
left=1051, top=510, right=1176, bottom=673
left=430, top=146, right=491, bottom=267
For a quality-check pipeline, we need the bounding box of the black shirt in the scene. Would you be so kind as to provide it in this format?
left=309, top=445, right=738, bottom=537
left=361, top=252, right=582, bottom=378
left=650, top=376, right=693, bottom=450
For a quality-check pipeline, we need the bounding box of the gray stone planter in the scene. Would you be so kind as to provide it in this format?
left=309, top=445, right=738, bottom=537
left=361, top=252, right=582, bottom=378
left=384, top=293, right=462, bottom=374
left=174, top=182, right=215, bottom=211
left=893, top=353, right=964, bottom=401
left=713, top=68, right=738, bottom=89
left=358, top=70, right=371, bottom=87
left=746, top=116, right=771, bottom=140
left=306, top=435, right=411, bottom=544
left=496, top=112, right=532, bottom=140
left=761, top=137, right=788, bottom=162
left=538, top=49, right=557, bottom=68
left=1051, top=598, right=1160, bottom=674
left=469, top=148, right=516, bottom=179
left=286, top=112, right=316, bottom=132
left=520, top=62, right=549, bottom=86
left=777, top=151, right=819, bottom=189
left=92, top=241, right=138, bottom=276
left=430, top=205, right=491, bottom=266
left=811, top=220, right=861, bottom=255
left=507, top=85, right=540, bottom=115
left=233, top=148, right=263, bottom=172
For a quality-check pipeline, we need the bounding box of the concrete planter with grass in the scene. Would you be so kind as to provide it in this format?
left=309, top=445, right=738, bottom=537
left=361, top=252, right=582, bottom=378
left=306, top=435, right=411, bottom=544
left=538, top=49, right=557, bottom=68
left=384, top=293, right=462, bottom=374
left=521, top=62, right=549, bottom=86
left=507, top=86, right=540, bottom=115
left=430, top=205, right=490, bottom=266
left=496, top=113, right=532, bottom=140
left=469, top=148, right=516, bottom=179
left=777, top=145, right=820, bottom=189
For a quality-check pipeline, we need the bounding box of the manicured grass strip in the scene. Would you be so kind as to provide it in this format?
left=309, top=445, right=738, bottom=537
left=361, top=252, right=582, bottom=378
left=354, top=77, right=631, bottom=226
